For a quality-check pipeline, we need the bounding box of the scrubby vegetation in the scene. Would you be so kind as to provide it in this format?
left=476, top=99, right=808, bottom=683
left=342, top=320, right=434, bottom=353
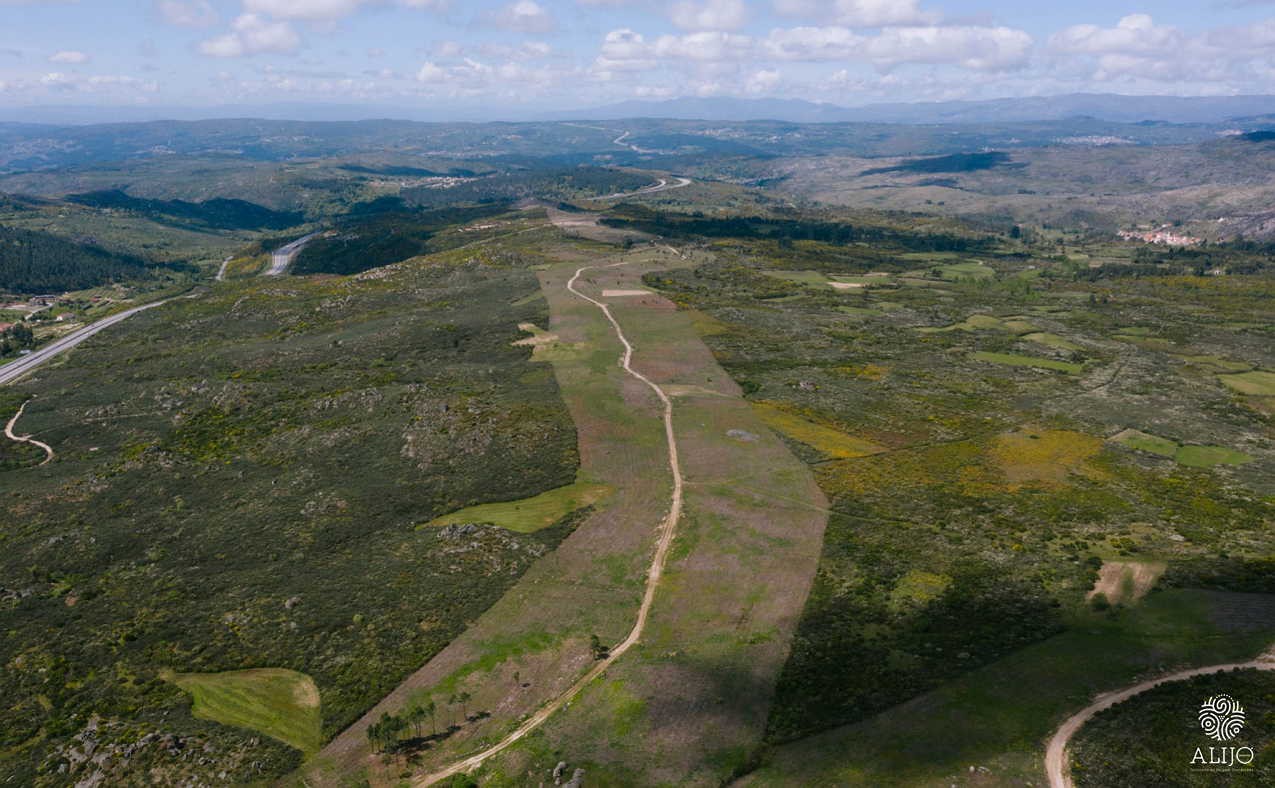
left=642, top=216, right=1274, bottom=743
left=0, top=246, right=583, bottom=784
left=862, top=151, right=1019, bottom=175
left=1070, top=670, right=1275, bottom=786
left=403, top=167, right=654, bottom=208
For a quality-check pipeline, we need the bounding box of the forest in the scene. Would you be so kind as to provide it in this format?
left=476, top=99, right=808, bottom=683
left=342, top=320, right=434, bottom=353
left=0, top=226, right=164, bottom=293
left=66, top=190, right=304, bottom=231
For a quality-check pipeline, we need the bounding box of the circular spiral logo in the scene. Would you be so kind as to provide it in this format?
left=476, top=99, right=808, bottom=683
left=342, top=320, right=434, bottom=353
left=1199, top=694, right=1246, bottom=742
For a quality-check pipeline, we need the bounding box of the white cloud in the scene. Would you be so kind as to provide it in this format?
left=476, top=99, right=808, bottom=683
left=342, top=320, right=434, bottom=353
left=413, top=55, right=562, bottom=96
left=200, top=14, right=301, bottom=57
left=1047, top=15, right=1228, bottom=85
left=1050, top=14, right=1183, bottom=56
left=416, top=61, right=446, bottom=82
left=744, top=68, right=781, bottom=94
left=155, top=0, right=217, bottom=27
left=599, top=28, right=650, bottom=61
left=240, top=0, right=445, bottom=21
left=773, top=0, right=939, bottom=27
left=435, top=40, right=464, bottom=57
left=592, top=21, right=1033, bottom=77
left=670, top=0, right=748, bottom=32
left=764, top=26, right=861, bottom=60
left=483, top=0, right=556, bottom=33
left=242, top=0, right=365, bottom=20
left=654, top=31, right=754, bottom=61
left=866, top=26, right=1032, bottom=70
left=49, top=50, right=89, bottom=63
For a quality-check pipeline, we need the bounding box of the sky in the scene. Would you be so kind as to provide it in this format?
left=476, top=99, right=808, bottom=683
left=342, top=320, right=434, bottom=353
left=3, top=0, right=1275, bottom=117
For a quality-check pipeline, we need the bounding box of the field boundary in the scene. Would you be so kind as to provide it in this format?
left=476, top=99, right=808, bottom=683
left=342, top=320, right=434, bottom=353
left=416, top=258, right=686, bottom=785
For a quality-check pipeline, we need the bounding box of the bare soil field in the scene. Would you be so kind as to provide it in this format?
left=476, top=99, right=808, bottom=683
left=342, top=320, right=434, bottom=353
left=457, top=248, right=829, bottom=786
left=301, top=236, right=828, bottom=787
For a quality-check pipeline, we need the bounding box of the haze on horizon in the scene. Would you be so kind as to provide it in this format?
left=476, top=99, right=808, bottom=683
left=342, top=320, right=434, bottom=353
left=4, top=1, right=1275, bottom=120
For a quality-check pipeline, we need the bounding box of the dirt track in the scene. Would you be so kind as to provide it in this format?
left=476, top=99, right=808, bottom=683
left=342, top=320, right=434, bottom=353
left=416, top=259, right=686, bottom=785
left=1044, top=647, right=1275, bottom=788
left=4, top=399, right=53, bottom=466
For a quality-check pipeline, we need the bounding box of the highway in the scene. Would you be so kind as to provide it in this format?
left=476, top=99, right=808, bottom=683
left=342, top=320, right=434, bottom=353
left=596, top=176, right=692, bottom=201
left=0, top=300, right=169, bottom=386
left=266, top=232, right=320, bottom=276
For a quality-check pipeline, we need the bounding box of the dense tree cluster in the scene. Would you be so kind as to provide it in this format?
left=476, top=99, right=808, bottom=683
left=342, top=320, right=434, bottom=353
left=67, top=190, right=303, bottom=231
left=0, top=226, right=153, bottom=293
left=291, top=204, right=507, bottom=276
left=403, top=166, right=653, bottom=208
left=0, top=320, right=34, bottom=356
left=603, top=206, right=988, bottom=253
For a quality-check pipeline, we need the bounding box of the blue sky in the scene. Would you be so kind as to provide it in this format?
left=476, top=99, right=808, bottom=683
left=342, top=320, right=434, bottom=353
left=2, top=1, right=1275, bottom=115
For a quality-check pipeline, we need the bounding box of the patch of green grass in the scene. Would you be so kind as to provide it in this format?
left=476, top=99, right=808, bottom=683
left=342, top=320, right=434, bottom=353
left=762, top=270, right=829, bottom=286
left=938, top=261, right=995, bottom=280
left=170, top=669, right=322, bottom=754
left=1023, top=332, right=1082, bottom=351
left=972, top=351, right=1084, bottom=374
left=1176, top=354, right=1252, bottom=373
left=1110, top=429, right=1179, bottom=458
left=753, top=401, right=886, bottom=459
left=1174, top=445, right=1254, bottom=468
left=1219, top=370, right=1275, bottom=397
left=426, top=478, right=612, bottom=533
left=836, top=306, right=882, bottom=318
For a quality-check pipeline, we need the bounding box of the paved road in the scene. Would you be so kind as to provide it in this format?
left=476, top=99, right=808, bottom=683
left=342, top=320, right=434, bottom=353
left=266, top=232, right=320, bottom=276
left=1044, top=648, right=1275, bottom=788
left=597, top=176, right=692, bottom=201
left=417, top=258, right=687, bottom=786
left=0, top=300, right=169, bottom=386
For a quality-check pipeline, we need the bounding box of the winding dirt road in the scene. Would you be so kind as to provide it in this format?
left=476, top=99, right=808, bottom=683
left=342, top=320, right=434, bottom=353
left=1044, top=648, right=1275, bottom=788
left=4, top=399, right=53, bottom=466
left=416, top=259, right=685, bottom=786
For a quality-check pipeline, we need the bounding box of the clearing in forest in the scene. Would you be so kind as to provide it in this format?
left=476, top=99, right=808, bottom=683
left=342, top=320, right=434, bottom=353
left=170, top=668, right=322, bottom=754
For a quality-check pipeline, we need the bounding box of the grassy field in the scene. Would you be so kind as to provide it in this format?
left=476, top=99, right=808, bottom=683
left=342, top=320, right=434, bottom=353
left=171, top=668, right=322, bottom=753
left=425, top=478, right=612, bottom=533
left=752, top=401, right=886, bottom=459
left=1111, top=428, right=1180, bottom=457
left=1219, top=369, right=1275, bottom=396
left=972, top=350, right=1085, bottom=374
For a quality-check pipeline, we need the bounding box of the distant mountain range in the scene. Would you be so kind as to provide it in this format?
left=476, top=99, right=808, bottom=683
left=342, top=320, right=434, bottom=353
left=544, top=94, right=1275, bottom=125
left=6, top=93, right=1275, bottom=126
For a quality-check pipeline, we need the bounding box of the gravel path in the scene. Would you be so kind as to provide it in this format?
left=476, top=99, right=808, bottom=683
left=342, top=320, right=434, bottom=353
left=416, top=258, right=686, bottom=786
left=1044, top=648, right=1275, bottom=788
left=4, top=398, right=53, bottom=465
